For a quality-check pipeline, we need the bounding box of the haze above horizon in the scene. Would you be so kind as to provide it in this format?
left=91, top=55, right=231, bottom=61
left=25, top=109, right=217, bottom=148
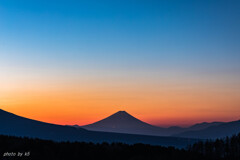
left=0, top=0, right=240, bottom=127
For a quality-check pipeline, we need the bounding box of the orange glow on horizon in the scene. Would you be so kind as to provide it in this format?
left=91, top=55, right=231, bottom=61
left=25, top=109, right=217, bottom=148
left=0, top=69, right=239, bottom=127
left=1, top=83, right=239, bottom=127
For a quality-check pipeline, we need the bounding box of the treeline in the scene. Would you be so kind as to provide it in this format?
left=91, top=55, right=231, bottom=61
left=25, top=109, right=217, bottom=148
left=0, top=135, right=200, bottom=160
left=0, top=134, right=240, bottom=160
left=188, top=133, right=240, bottom=160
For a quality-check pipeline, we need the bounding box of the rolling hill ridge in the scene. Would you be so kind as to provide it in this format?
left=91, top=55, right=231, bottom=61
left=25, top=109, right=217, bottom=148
left=0, top=108, right=198, bottom=148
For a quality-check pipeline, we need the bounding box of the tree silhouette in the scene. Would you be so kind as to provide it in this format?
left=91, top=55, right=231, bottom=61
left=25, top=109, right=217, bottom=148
left=0, top=133, right=240, bottom=160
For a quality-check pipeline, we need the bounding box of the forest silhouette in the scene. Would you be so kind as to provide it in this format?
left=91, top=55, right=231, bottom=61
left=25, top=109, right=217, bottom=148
left=0, top=133, right=240, bottom=160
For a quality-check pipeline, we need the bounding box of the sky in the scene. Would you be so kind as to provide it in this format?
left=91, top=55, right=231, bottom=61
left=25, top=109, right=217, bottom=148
left=0, top=0, right=240, bottom=127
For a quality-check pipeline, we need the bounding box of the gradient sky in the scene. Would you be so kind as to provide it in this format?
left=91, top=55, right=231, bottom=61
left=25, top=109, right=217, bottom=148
left=0, top=0, right=240, bottom=127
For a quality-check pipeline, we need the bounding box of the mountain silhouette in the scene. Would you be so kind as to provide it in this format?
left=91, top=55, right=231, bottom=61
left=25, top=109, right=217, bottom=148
left=81, top=111, right=185, bottom=136
left=0, top=108, right=198, bottom=148
left=82, top=111, right=156, bottom=131
left=173, top=120, right=240, bottom=139
left=0, top=108, right=88, bottom=140
left=80, top=111, right=239, bottom=139
left=187, top=121, right=224, bottom=131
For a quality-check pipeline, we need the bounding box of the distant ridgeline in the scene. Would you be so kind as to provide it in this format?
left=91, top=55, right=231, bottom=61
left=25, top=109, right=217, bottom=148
left=0, top=133, right=240, bottom=160
left=1, top=108, right=240, bottom=149
left=0, top=109, right=197, bottom=148
left=80, top=111, right=240, bottom=139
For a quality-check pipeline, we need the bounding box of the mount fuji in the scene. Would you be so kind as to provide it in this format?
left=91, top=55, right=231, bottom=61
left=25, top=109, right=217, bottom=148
left=81, top=111, right=185, bottom=136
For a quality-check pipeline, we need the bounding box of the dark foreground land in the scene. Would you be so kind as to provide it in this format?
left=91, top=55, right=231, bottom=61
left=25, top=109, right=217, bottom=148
left=0, top=134, right=240, bottom=160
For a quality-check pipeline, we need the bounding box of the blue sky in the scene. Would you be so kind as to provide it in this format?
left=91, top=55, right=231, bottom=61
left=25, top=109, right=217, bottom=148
left=1, top=0, right=239, bottom=72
